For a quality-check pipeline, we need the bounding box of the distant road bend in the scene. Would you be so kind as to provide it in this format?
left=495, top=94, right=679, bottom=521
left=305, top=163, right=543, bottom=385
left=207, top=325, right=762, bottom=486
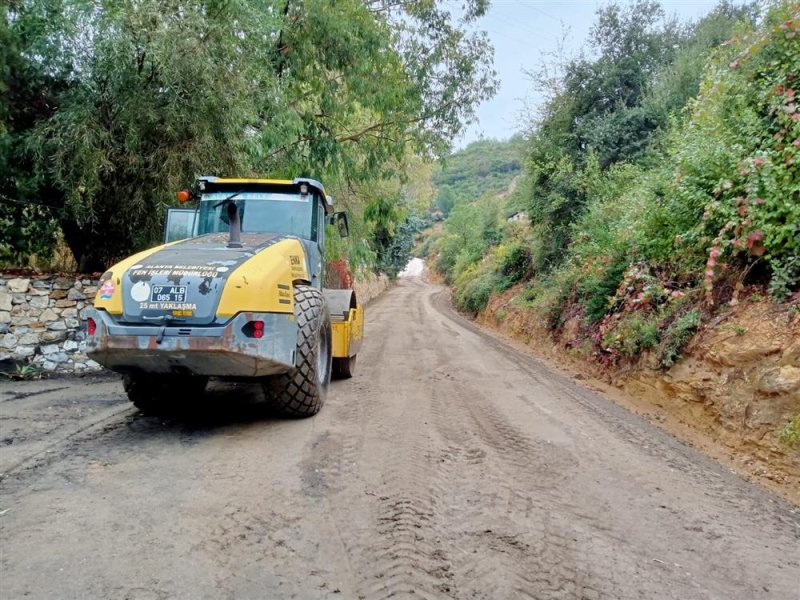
left=1, top=265, right=798, bottom=599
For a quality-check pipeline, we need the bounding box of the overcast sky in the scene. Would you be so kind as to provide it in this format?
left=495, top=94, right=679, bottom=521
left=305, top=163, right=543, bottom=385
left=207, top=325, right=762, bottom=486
left=456, top=0, right=723, bottom=148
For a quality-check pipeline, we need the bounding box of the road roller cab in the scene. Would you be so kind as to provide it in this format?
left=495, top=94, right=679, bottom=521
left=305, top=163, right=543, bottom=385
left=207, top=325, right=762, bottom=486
left=84, top=177, right=364, bottom=417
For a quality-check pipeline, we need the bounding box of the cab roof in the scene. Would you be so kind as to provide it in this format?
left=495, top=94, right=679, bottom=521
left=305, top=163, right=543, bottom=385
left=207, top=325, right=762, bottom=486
left=197, top=176, right=333, bottom=213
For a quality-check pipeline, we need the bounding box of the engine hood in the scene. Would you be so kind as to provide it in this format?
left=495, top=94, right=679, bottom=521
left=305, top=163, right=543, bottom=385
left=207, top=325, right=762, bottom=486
left=116, top=233, right=290, bottom=325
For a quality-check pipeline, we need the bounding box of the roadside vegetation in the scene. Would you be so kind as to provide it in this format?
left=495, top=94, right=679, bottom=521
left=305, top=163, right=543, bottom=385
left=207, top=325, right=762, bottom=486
left=422, top=0, right=799, bottom=369
left=1, top=0, right=496, bottom=278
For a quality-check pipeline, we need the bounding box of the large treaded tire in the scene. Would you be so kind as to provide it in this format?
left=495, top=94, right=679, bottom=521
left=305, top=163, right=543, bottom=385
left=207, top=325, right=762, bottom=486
left=264, top=285, right=332, bottom=418
left=123, top=374, right=208, bottom=415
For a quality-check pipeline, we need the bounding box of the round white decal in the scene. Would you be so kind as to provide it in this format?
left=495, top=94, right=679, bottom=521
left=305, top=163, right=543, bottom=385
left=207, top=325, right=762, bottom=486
left=130, top=281, right=151, bottom=303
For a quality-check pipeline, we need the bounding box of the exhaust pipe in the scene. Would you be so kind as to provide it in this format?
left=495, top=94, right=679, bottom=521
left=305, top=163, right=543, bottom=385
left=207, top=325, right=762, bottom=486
left=227, top=201, right=243, bottom=248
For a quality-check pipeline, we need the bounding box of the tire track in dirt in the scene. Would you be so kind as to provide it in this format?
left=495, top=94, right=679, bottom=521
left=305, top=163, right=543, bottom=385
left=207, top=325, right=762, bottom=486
left=425, top=374, right=603, bottom=599
left=424, top=283, right=627, bottom=598
left=301, top=286, right=460, bottom=599
left=342, top=381, right=457, bottom=600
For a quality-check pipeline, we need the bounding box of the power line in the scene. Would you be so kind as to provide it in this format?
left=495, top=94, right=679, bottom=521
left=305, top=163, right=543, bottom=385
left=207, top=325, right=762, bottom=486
left=0, top=193, right=68, bottom=217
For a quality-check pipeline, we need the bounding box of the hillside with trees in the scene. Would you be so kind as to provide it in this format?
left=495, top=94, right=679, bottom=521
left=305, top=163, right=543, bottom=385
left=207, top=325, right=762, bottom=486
left=426, top=0, right=797, bottom=327
left=431, top=136, right=524, bottom=216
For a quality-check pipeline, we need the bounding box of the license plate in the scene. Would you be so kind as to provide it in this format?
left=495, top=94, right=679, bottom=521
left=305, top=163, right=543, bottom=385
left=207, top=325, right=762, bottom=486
left=150, top=285, right=188, bottom=303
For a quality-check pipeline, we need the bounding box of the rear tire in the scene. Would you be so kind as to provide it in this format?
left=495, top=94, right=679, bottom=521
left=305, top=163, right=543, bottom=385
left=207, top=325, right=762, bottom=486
left=264, top=285, right=332, bottom=417
left=332, top=354, right=357, bottom=379
left=123, top=374, right=208, bottom=415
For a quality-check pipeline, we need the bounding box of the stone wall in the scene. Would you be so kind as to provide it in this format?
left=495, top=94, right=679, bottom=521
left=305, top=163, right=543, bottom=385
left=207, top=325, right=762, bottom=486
left=0, top=275, right=102, bottom=374
left=353, top=269, right=391, bottom=306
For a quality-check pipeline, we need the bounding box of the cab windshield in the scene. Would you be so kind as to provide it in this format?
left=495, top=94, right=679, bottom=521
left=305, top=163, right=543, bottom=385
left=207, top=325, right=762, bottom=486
left=197, top=191, right=316, bottom=239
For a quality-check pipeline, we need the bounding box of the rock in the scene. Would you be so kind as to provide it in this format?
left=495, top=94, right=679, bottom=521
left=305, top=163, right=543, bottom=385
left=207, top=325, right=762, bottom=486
left=86, top=359, right=102, bottom=370
left=13, top=346, right=35, bottom=358
left=0, top=292, right=12, bottom=311
left=84, top=286, right=98, bottom=296
left=7, top=278, right=30, bottom=293
left=67, top=288, right=86, bottom=301
left=758, top=366, right=800, bottom=395
left=28, top=288, right=50, bottom=296
left=709, top=340, right=783, bottom=367
left=65, top=318, right=80, bottom=329
left=50, top=289, right=68, bottom=300
left=41, top=344, right=59, bottom=355
left=63, top=340, right=79, bottom=352
left=53, top=277, right=74, bottom=290
left=1, top=333, right=18, bottom=349
left=79, top=308, right=93, bottom=320
left=0, top=323, right=8, bottom=335
left=61, top=308, right=78, bottom=319
left=18, top=332, right=40, bottom=345
left=41, top=330, right=67, bottom=343
left=0, top=311, right=10, bottom=324
left=51, top=352, right=69, bottom=363
left=73, top=351, right=87, bottom=361
left=42, top=360, right=57, bottom=371
left=25, top=308, right=42, bottom=319
left=780, top=341, right=800, bottom=368
left=55, top=299, right=77, bottom=308
left=39, top=308, right=58, bottom=322
left=29, top=295, right=49, bottom=309
left=31, top=280, right=51, bottom=289
left=47, top=321, right=68, bottom=331
left=74, top=280, right=83, bottom=290
left=12, top=293, right=26, bottom=304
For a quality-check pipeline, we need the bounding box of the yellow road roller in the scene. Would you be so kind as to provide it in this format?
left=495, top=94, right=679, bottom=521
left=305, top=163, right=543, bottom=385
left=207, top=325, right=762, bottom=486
left=84, top=177, right=363, bottom=417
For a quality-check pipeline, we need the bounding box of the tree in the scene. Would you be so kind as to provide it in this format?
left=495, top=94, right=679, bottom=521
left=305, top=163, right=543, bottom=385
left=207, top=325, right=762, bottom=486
left=436, top=186, right=456, bottom=215
left=518, top=0, right=753, bottom=273
left=3, top=0, right=496, bottom=271
left=0, top=0, right=65, bottom=264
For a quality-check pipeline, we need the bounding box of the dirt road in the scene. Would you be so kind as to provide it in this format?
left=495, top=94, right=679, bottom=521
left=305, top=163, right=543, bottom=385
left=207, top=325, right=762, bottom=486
left=1, top=273, right=798, bottom=599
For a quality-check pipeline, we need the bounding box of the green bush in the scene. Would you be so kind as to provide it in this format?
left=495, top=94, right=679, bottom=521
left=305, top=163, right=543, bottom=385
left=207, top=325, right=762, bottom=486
left=580, top=254, right=630, bottom=324
left=519, top=267, right=578, bottom=331
left=602, top=313, right=661, bottom=358
left=659, top=309, right=701, bottom=368
left=672, top=7, right=800, bottom=299
left=768, top=256, right=800, bottom=302
left=494, top=242, right=533, bottom=291
left=453, top=268, right=496, bottom=315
